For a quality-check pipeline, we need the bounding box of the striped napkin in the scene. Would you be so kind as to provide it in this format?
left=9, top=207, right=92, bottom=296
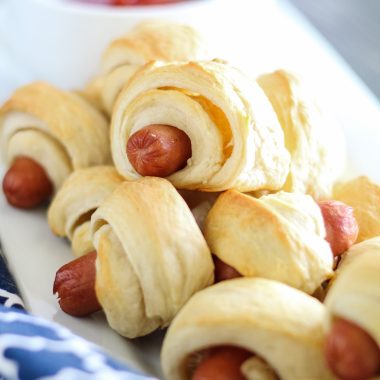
left=0, top=244, right=156, bottom=380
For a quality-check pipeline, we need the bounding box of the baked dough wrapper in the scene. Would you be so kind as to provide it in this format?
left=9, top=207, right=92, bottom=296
left=48, top=166, right=124, bottom=257
left=111, top=60, right=290, bottom=192
left=0, top=82, right=111, bottom=190
left=333, top=176, right=380, bottom=243
left=258, top=69, right=346, bottom=199
left=204, top=190, right=333, bottom=294
left=161, top=277, right=335, bottom=380
left=324, top=237, right=380, bottom=350
left=86, top=20, right=210, bottom=114
left=90, top=177, right=214, bottom=338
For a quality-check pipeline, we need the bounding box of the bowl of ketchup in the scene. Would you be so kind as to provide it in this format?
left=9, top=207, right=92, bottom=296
left=1, top=0, right=214, bottom=89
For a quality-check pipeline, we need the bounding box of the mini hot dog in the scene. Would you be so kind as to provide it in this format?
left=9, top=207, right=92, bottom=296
left=325, top=318, right=380, bottom=380
left=111, top=60, right=290, bottom=192
left=0, top=82, right=110, bottom=209
left=53, top=251, right=101, bottom=317
left=212, top=199, right=359, bottom=285
left=53, top=177, right=214, bottom=338
left=192, top=346, right=252, bottom=380
left=318, top=200, right=359, bottom=256
left=3, top=156, right=53, bottom=208
left=161, top=278, right=336, bottom=380
left=126, top=124, right=192, bottom=177
left=324, top=238, right=380, bottom=380
left=205, top=191, right=334, bottom=293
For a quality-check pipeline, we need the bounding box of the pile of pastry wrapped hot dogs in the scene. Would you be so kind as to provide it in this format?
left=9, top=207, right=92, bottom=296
left=1, top=20, right=380, bottom=380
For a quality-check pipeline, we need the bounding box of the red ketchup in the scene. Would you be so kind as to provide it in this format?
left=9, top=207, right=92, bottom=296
left=71, top=0, right=185, bottom=5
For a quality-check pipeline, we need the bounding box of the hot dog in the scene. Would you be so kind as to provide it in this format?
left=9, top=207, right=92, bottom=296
left=2, top=157, right=53, bottom=209
left=126, top=124, right=192, bottom=177
left=192, top=346, right=252, bottom=380
left=211, top=199, right=358, bottom=285
left=53, top=251, right=101, bottom=317
left=318, top=200, right=359, bottom=256
left=325, top=318, right=380, bottom=380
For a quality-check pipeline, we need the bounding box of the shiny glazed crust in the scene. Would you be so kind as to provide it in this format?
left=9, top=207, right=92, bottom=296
left=258, top=69, right=346, bottom=199
left=47, top=166, right=123, bottom=256
left=0, top=82, right=111, bottom=190
left=111, top=60, right=290, bottom=192
left=161, top=278, right=335, bottom=380
left=91, top=177, right=214, bottom=338
left=324, top=237, right=380, bottom=347
left=333, top=176, right=380, bottom=242
left=204, top=190, right=333, bottom=293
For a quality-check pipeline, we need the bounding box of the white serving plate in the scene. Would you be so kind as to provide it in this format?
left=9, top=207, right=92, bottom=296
left=1, top=1, right=380, bottom=378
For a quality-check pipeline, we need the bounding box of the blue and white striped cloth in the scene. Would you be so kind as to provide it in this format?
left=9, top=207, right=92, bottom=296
left=0, top=247, right=156, bottom=380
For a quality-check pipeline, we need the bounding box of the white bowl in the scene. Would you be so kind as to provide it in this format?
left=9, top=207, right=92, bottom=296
left=1, top=0, right=216, bottom=89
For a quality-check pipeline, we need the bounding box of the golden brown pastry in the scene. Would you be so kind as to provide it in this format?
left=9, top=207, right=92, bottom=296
left=204, top=190, right=333, bottom=294
left=257, top=69, right=346, bottom=199
left=111, top=60, right=290, bottom=192
left=324, top=238, right=380, bottom=380
left=0, top=82, right=111, bottom=208
left=333, top=176, right=380, bottom=243
left=87, top=20, right=210, bottom=114
left=91, top=177, right=214, bottom=338
left=161, top=277, right=336, bottom=380
left=48, top=166, right=124, bottom=257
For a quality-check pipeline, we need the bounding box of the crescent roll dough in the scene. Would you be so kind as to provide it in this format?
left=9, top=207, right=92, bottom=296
left=204, top=190, right=333, bottom=293
left=161, top=278, right=335, bottom=380
left=333, top=176, right=380, bottom=243
left=324, top=238, right=380, bottom=348
left=111, top=60, right=290, bottom=192
left=0, top=82, right=110, bottom=190
left=90, top=177, right=214, bottom=338
left=257, top=69, right=346, bottom=199
left=47, top=166, right=124, bottom=257
left=87, top=20, right=210, bottom=114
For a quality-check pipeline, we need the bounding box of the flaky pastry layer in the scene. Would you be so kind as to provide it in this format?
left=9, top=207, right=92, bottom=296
left=91, top=177, right=214, bottom=338
left=161, top=278, right=335, bottom=380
